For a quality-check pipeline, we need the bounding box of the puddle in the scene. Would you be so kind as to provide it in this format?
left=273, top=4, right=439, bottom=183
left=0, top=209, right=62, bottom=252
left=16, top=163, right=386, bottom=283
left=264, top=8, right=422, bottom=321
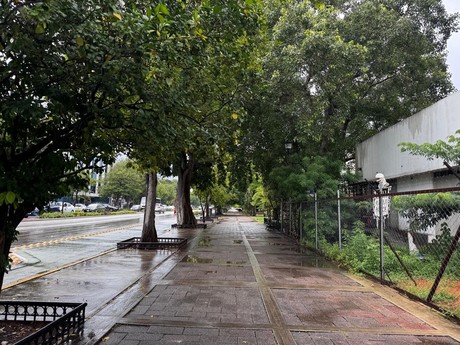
left=283, top=257, right=335, bottom=268
left=226, top=260, right=247, bottom=265
left=181, top=255, right=214, bottom=263
left=181, top=256, right=248, bottom=265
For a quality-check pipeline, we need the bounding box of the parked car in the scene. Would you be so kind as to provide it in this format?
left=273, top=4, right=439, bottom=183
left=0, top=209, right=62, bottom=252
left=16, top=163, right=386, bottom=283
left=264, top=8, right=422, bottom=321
left=84, top=203, right=104, bottom=212
left=155, top=204, right=165, bottom=214
left=84, top=203, right=119, bottom=212
left=26, top=207, right=40, bottom=217
left=74, top=203, right=86, bottom=212
left=103, top=204, right=119, bottom=212
left=130, top=204, right=142, bottom=211
left=47, top=202, right=74, bottom=213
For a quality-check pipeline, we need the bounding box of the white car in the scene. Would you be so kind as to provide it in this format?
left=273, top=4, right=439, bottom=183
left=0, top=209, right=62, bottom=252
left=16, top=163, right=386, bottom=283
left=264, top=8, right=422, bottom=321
left=130, top=204, right=142, bottom=211
left=155, top=204, right=165, bottom=213
left=52, top=201, right=75, bottom=213
left=74, top=203, right=86, bottom=212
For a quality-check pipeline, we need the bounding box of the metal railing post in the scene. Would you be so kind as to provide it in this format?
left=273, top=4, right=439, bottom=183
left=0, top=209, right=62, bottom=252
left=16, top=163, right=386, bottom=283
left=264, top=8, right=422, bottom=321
left=280, top=200, right=283, bottom=233
left=299, top=202, right=303, bottom=241
left=315, top=192, right=318, bottom=250
left=337, top=190, right=342, bottom=250
left=379, top=192, right=385, bottom=280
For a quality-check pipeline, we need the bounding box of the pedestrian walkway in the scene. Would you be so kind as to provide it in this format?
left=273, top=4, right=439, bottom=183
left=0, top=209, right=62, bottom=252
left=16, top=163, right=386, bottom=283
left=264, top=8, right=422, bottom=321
left=87, top=215, right=460, bottom=345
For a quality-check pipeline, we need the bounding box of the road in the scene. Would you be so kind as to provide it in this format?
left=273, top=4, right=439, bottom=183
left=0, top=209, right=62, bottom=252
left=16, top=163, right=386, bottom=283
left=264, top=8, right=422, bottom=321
left=16, top=212, right=174, bottom=246
left=5, top=212, right=176, bottom=288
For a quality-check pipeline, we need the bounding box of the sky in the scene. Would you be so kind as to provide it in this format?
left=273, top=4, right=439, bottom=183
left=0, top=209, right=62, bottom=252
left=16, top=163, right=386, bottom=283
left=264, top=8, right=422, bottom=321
left=443, top=0, right=460, bottom=90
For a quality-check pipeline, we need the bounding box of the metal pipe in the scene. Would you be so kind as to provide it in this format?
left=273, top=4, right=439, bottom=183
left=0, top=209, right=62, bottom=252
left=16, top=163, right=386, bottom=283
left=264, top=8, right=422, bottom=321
left=379, top=192, right=385, bottom=280
left=315, top=193, right=318, bottom=250
left=337, top=190, right=342, bottom=250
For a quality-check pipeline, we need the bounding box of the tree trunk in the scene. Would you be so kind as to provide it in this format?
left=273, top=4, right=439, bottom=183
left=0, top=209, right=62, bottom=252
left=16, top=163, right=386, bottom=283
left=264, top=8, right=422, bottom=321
left=205, top=195, right=211, bottom=219
left=141, top=172, right=158, bottom=242
left=176, top=152, right=197, bottom=228
left=0, top=205, right=23, bottom=293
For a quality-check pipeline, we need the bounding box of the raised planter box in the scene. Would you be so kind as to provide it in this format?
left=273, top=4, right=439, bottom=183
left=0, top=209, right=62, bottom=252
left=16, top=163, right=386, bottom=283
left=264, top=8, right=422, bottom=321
left=0, top=301, right=87, bottom=345
left=117, top=237, right=187, bottom=250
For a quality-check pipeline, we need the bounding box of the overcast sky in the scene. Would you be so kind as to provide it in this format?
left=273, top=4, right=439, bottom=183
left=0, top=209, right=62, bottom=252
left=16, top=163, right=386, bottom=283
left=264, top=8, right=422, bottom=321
left=443, top=0, right=460, bottom=90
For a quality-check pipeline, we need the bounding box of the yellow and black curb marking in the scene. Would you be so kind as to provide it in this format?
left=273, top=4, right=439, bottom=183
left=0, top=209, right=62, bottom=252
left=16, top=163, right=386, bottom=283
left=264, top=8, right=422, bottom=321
left=4, top=248, right=118, bottom=290
left=9, top=224, right=139, bottom=265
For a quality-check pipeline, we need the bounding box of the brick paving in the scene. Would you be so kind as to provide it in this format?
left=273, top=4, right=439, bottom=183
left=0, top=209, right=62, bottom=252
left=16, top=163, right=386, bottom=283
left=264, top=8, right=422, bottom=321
left=94, top=215, right=460, bottom=345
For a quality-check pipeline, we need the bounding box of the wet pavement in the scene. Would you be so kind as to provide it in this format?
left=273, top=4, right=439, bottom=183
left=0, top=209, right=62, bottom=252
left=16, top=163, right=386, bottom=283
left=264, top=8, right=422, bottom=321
left=3, top=215, right=460, bottom=344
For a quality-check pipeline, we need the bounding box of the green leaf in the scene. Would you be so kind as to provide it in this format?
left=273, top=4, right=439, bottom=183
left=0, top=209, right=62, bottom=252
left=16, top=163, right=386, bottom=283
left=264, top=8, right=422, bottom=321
left=314, top=2, right=326, bottom=11
left=35, top=23, right=45, bottom=34
left=6, top=191, right=16, bottom=204
left=76, top=35, right=84, bottom=47
left=155, top=4, right=170, bottom=16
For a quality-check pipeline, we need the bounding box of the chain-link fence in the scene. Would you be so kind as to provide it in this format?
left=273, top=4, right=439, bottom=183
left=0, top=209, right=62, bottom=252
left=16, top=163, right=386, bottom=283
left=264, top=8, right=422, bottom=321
left=269, top=187, right=460, bottom=319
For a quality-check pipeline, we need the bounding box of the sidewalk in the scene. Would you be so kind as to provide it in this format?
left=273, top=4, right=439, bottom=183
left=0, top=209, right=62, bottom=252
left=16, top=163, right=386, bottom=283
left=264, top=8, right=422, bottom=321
left=80, top=215, right=460, bottom=345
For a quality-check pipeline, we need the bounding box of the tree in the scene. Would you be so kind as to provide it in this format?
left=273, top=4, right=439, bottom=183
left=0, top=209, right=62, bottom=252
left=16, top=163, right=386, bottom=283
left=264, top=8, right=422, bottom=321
left=238, top=0, right=457, bottom=210
left=157, top=179, right=177, bottom=206
left=0, top=0, right=160, bottom=291
left=158, top=0, right=264, bottom=228
left=400, top=130, right=460, bottom=166
left=99, top=160, right=145, bottom=208
left=121, top=1, right=206, bottom=240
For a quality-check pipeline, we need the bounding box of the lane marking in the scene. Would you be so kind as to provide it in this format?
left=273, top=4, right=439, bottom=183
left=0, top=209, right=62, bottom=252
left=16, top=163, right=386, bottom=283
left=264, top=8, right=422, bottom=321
left=238, top=221, right=296, bottom=345
left=11, top=224, right=139, bottom=252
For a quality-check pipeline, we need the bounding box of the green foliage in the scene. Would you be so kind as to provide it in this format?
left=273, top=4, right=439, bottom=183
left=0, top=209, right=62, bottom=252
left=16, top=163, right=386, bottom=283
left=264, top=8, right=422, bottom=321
left=313, top=219, right=460, bottom=281
left=0, top=0, right=156, bottom=221
left=393, top=193, right=460, bottom=232
left=98, top=160, right=145, bottom=206
left=240, top=0, right=457, bottom=208
left=157, top=179, right=177, bottom=206
left=400, top=130, right=460, bottom=165
left=268, top=155, right=342, bottom=201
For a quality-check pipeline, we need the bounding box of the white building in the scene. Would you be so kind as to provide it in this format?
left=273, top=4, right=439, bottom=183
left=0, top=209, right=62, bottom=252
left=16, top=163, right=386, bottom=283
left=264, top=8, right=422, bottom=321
left=356, top=91, right=460, bottom=191
left=355, top=91, right=460, bottom=249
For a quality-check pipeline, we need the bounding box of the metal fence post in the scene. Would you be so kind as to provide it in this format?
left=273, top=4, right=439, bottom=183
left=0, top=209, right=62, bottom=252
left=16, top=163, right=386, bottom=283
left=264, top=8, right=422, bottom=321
left=299, top=202, right=303, bottom=241
left=315, top=192, right=318, bottom=250
left=280, top=200, right=283, bottom=234
left=337, top=190, right=342, bottom=250
left=379, top=192, right=385, bottom=280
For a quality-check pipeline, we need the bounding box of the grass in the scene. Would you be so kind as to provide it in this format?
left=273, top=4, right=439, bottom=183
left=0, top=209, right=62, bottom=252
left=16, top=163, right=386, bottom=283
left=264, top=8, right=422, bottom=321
left=396, top=278, right=460, bottom=318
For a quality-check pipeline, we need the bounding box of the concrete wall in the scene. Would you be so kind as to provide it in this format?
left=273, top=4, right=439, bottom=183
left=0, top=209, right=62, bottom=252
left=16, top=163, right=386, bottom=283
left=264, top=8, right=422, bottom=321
left=356, top=91, right=460, bottom=182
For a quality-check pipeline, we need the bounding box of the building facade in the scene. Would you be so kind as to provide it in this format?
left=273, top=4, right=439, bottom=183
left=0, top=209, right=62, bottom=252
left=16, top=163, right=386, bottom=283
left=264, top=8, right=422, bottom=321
left=354, top=91, right=460, bottom=250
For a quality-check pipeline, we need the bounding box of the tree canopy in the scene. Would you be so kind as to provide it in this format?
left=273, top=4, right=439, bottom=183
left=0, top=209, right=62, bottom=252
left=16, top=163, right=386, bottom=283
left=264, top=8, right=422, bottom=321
left=1, top=0, right=458, bottom=291
left=99, top=160, right=145, bottom=207
left=237, top=0, right=458, bottom=203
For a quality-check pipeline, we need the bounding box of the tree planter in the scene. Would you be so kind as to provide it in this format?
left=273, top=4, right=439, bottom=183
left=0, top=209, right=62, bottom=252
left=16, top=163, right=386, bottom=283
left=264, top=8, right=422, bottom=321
left=0, top=301, right=87, bottom=345
left=117, top=237, right=187, bottom=250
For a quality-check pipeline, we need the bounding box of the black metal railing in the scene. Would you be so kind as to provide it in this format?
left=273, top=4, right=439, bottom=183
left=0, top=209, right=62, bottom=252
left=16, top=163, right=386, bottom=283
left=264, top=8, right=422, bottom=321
left=117, top=237, right=187, bottom=249
left=0, top=301, right=87, bottom=345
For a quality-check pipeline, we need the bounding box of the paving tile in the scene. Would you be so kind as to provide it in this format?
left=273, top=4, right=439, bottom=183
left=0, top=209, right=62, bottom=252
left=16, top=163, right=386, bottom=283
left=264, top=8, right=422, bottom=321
left=273, top=289, right=432, bottom=330
left=126, top=286, right=269, bottom=324
left=96, top=216, right=460, bottom=345
left=164, top=264, right=256, bottom=282
left=292, top=331, right=460, bottom=344
left=261, top=266, right=361, bottom=286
